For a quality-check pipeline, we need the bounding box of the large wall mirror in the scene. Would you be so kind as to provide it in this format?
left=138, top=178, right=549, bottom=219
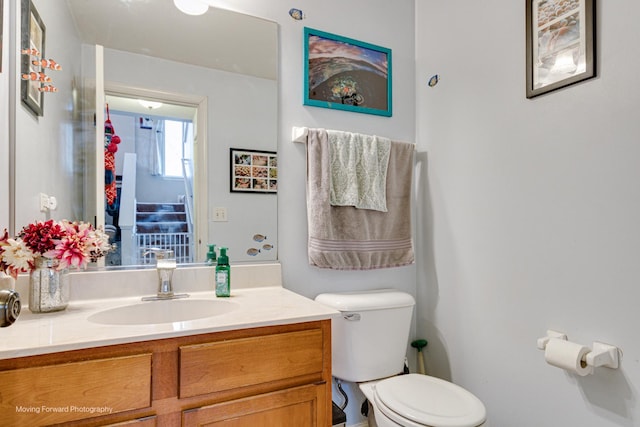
left=10, top=0, right=278, bottom=267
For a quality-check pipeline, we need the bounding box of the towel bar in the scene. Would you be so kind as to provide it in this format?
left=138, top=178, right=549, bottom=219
left=292, top=126, right=308, bottom=143
left=291, top=126, right=416, bottom=151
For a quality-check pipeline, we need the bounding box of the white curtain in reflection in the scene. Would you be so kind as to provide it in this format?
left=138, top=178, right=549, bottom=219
left=151, top=119, right=164, bottom=176
left=182, top=121, right=189, bottom=148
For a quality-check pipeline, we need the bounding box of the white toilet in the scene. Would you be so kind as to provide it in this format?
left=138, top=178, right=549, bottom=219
left=315, top=289, right=487, bottom=427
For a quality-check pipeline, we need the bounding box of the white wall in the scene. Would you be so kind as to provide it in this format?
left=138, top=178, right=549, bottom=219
left=416, top=1, right=640, bottom=426
left=219, top=1, right=416, bottom=424
left=12, top=0, right=83, bottom=227
left=224, top=0, right=417, bottom=288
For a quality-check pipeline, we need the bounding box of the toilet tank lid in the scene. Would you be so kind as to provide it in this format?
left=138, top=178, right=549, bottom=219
left=314, top=289, right=415, bottom=312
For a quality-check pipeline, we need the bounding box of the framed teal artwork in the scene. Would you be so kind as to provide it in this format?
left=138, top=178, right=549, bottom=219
left=303, top=27, right=392, bottom=117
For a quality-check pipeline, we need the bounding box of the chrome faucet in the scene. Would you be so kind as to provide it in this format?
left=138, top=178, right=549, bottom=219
left=142, top=248, right=189, bottom=301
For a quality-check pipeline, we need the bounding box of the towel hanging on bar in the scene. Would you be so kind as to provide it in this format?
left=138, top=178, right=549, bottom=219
left=301, top=127, right=414, bottom=270
left=327, top=129, right=391, bottom=212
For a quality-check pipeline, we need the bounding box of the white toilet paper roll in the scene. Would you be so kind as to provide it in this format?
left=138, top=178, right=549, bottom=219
left=544, top=338, right=593, bottom=376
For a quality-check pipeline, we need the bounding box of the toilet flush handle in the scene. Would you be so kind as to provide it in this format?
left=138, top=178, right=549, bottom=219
left=343, top=313, right=361, bottom=321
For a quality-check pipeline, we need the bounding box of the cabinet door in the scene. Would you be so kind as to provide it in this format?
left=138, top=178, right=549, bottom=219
left=0, top=354, right=152, bottom=426
left=182, top=383, right=327, bottom=427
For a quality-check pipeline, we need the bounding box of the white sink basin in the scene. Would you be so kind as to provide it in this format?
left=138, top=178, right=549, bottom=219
left=87, top=299, right=237, bottom=325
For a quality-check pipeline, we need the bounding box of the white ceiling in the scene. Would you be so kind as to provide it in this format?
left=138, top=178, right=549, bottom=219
left=105, top=94, right=196, bottom=120
left=65, top=0, right=277, bottom=80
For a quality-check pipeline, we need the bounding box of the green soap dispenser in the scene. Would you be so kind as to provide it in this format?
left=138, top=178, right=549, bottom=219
left=206, top=244, right=217, bottom=266
left=215, top=247, right=230, bottom=297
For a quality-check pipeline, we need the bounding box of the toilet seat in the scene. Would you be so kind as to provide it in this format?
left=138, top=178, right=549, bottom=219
left=373, top=374, right=486, bottom=427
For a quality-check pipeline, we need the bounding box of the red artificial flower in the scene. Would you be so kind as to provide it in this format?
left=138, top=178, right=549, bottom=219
left=19, top=219, right=65, bottom=256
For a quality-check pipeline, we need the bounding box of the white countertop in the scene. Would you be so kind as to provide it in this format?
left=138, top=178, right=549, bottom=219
left=0, top=287, right=339, bottom=360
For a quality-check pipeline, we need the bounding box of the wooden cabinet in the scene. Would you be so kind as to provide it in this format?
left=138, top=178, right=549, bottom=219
left=0, top=320, right=331, bottom=427
left=182, top=383, right=328, bottom=427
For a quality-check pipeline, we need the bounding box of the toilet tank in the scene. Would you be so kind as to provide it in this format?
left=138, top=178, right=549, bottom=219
left=315, top=289, right=415, bottom=383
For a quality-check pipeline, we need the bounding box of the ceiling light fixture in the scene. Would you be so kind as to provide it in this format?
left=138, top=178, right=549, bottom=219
left=173, top=0, right=209, bottom=16
left=138, top=100, right=163, bottom=110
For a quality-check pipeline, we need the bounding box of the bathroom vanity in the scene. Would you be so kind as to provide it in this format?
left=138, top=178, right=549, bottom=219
left=0, top=281, right=337, bottom=426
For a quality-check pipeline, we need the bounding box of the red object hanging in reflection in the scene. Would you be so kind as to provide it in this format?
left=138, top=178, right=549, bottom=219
left=104, top=104, right=120, bottom=207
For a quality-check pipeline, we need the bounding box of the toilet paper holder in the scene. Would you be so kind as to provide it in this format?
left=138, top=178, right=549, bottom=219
left=537, top=330, right=621, bottom=370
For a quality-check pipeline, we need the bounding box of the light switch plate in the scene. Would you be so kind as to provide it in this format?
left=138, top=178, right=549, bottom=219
left=213, top=207, right=227, bottom=222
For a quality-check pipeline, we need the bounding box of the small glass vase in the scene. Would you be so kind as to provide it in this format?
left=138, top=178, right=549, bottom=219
left=29, top=257, right=69, bottom=313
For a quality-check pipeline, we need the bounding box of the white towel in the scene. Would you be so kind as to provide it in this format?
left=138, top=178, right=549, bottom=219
left=328, top=130, right=391, bottom=212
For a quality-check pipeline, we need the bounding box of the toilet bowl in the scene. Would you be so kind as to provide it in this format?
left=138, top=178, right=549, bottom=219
left=315, top=289, right=487, bottom=427
left=360, top=375, right=486, bottom=427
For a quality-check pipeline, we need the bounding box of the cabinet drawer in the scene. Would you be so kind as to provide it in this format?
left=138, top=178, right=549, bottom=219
left=182, top=383, right=326, bottom=427
left=179, top=328, right=324, bottom=398
left=0, top=353, right=152, bottom=426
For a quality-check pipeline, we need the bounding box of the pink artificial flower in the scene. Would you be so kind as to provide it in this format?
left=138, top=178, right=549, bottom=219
left=48, top=221, right=93, bottom=270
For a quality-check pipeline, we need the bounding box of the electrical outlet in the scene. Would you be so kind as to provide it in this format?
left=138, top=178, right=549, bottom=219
left=39, top=193, right=58, bottom=212
left=213, top=207, right=227, bottom=222
left=48, top=196, right=57, bottom=210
